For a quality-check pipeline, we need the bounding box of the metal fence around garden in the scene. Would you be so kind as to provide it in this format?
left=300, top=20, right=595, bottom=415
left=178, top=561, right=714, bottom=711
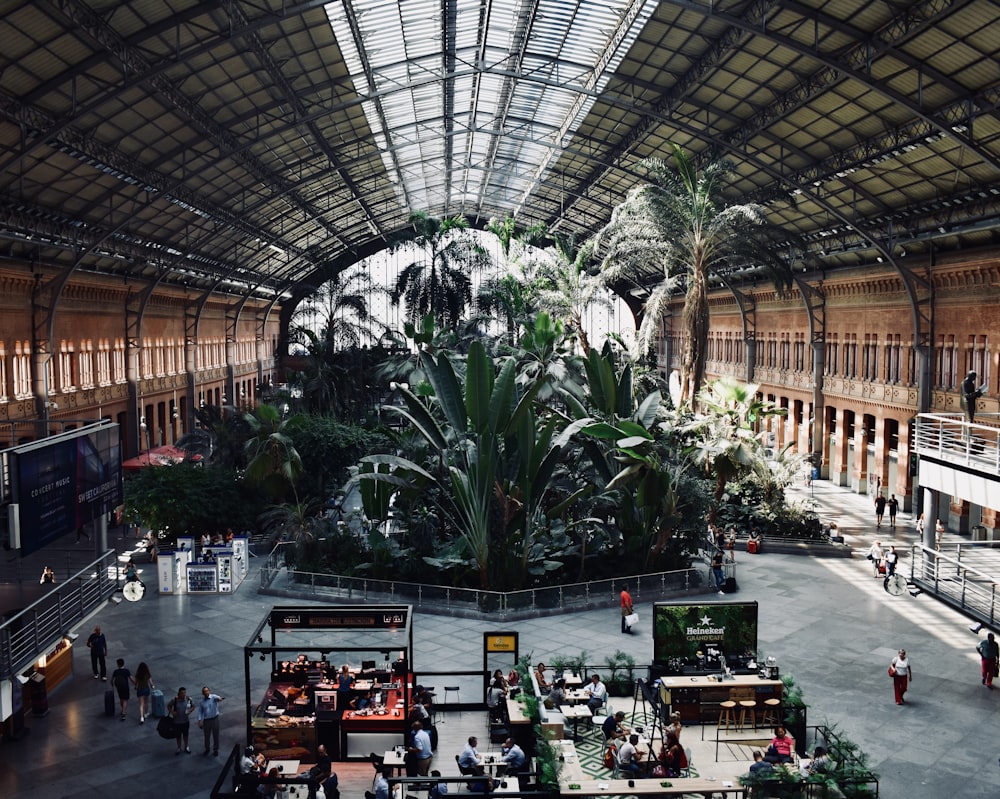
left=259, top=543, right=709, bottom=620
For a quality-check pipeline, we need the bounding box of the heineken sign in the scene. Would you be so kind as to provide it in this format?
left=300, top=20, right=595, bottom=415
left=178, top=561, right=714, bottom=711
left=653, top=601, right=758, bottom=664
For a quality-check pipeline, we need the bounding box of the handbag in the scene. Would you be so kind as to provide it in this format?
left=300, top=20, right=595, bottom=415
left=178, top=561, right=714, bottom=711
left=156, top=715, right=176, bottom=739
left=866, top=553, right=873, bottom=561
left=888, top=665, right=896, bottom=677
left=624, top=612, right=639, bottom=627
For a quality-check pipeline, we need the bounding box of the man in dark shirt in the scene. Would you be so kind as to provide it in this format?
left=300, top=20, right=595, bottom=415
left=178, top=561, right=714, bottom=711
left=601, top=710, right=628, bottom=742
left=87, top=626, right=108, bottom=680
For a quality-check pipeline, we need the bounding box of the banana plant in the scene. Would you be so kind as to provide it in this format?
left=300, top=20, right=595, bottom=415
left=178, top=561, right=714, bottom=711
left=358, top=339, right=585, bottom=589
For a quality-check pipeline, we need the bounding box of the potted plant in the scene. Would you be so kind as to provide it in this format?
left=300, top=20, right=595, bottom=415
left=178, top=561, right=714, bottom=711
left=604, top=650, right=637, bottom=696
left=780, top=674, right=808, bottom=755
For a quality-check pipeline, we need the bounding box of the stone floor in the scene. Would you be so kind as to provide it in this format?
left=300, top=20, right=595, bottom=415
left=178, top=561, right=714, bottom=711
left=1, top=479, right=996, bottom=799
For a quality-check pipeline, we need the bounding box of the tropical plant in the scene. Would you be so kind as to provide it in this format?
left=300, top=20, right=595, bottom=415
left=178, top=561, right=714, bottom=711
left=243, top=403, right=305, bottom=504
left=357, top=339, right=586, bottom=589
left=528, top=233, right=610, bottom=357
left=682, top=376, right=786, bottom=523
left=291, top=266, right=385, bottom=350
left=597, top=145, right=795, bottom=404
left=390, top=211, right=495, bottom=330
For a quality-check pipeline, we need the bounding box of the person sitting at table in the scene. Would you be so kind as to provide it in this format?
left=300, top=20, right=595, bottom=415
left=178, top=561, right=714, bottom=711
left=547, top=679, right=566, bottom=708
left=458, top=735, right=485, bottom=776
left=801, top=746, right=832, bottom=776
left=350, top=689, right=374, bottom=710
left=665, top=710, right=683, bottom=740
left=499, top=737, right=526, bottom=776
left=584, top=673, right=608, bottom=712
left=534, top=662, right=551, bottom=694
left=601, top=710, right=628, bottom=742
left=374, top=767, right=391, bottom=799
left=748, top=750, right=774, bottom=775
left=257, top=766, right=282, bottom=798
left=428, top=769, right=449, bottom=799
left=658, top=732, right=687, bottom=777
left=618, top=734, right=646, bottom=777
left=764, top=726, right=796, bottom=763
left=486, top=671, right=508, bottom=720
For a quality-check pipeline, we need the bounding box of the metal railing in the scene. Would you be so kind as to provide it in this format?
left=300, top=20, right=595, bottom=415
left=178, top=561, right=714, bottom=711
left=0, top=550, right=119, bottom=680
left=908, top=543, right=999, bottom=627
left=260, top=545, right=704, bottom=620
left=914, top=413, right=1000, bottom=475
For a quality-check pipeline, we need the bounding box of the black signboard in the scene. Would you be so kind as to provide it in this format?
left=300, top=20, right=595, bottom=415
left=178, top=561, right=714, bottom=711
left=652, top=601, right=758, bottom=663
left=269, top=607, right=409, bottom=630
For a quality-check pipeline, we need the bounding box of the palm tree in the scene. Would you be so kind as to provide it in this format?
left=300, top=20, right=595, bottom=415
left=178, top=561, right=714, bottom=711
left=292, top=267, right=385, bottom=350
left=682, top=376, right=785, bottom=522
left=390, top=211, right=495, bottom=330
left=597, top=145, right=793, bottom=405
left=528, top=233, right=610, bottom=357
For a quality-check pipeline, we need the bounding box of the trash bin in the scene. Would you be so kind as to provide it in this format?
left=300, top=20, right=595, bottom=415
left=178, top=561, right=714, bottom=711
left=972, top=525, right=987, bottom=541
left=29, top=672, right=48, bottom=717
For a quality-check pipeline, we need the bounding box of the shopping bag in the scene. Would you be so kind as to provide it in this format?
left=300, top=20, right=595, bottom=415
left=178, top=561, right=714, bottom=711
left=624, top=612, right=639, bottom=627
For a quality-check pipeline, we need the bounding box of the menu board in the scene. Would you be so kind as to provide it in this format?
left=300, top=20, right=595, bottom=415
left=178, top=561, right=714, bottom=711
left=187, top=564, right=218, bottom=593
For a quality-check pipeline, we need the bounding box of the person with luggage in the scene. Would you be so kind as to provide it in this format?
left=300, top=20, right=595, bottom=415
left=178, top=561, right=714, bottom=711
left=168, top=686, right=195, bottom=754
left=134, top=662, right=154, bottom=723
left=111, top=658, right=135, bottom=721
left=87, top=625, right=108, bottom=681
left=620, top=588, right=633, bottom=634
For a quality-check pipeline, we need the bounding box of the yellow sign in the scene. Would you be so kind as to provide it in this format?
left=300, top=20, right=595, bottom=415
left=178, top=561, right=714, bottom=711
left=487, top=635, right=517, bottom=652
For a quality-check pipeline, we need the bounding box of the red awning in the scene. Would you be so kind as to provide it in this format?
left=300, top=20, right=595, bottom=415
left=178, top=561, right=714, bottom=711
left=122, top=445, right=202, bottom=471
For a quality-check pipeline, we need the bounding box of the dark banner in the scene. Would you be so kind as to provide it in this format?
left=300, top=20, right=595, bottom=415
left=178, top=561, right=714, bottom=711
left=270, top=607, right=409, bottom=630
left=13, top=425, right=122, bottom=556
left=652, top=601, right=758, bottom=664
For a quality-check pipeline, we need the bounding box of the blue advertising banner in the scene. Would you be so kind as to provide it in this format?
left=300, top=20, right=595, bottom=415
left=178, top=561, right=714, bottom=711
left=12, top=425, right=122, bottom=556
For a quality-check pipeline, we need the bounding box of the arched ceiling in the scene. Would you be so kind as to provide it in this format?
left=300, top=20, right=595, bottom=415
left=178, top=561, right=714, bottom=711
left=1, top=0, right=999, bottom=303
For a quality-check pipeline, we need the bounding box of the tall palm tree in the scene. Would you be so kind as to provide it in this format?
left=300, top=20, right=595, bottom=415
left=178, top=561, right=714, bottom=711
left=528, top=233, right=610, bottom=357
left=390, top=211, right=495, bottom=330
left=597, top=145, right=793, bottom=405
left=292, top=267, right=385, bottom=350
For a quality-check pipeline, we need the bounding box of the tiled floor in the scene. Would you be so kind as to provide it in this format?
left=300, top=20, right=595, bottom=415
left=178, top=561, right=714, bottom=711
left=1, top=480, right=996, bottom=799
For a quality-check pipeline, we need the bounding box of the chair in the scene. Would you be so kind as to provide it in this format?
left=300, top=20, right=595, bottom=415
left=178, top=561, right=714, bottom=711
left=717, top=697, right=738, bottom=731
left=761, top=697, right=782, bottom=728
left=731, top=687, right=758, bottom=730
left=682, top=747, right=692, bottom=778
left=456, top=753, right=477, bottom=776
left=444, top=686, right=461, bottom=717
left=489, top=722, right=509, bottom=746
left=609, top=746, right=623, bottom=779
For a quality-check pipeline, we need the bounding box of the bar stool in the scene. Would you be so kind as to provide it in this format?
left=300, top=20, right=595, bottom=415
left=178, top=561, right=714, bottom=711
left=738, top=697, right=757, bottom=730
left=444, top=686, right=461, bottom=716
left=717, top=698, right=738, bottom=731
left=761, top=698, right=782, bottom=728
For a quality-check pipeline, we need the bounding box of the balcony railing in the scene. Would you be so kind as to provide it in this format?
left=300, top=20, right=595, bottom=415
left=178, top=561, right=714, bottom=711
left=914, top=413, right=1000, bottom=475
left=909, top=543, right=999, bottom=627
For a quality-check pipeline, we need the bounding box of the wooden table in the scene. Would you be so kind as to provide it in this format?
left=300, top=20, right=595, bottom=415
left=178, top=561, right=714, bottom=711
left=552, top=739, right=585, bottom=782
left=505, top=697, right=531, bottom=725
left=560, top=704, right=592, bottom=741
left=478, top=752, right=506, bottom=774
left=561, top=672, right=583, bottom=687
left=562, top=688, right=590, bottom=705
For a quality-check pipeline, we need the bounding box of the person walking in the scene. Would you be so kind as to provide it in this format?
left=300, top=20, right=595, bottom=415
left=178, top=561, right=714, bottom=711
left=620, top=588, right=633, bottom=634
left=168, top=686, right=195, bottom=754
left=889, top=649, right=912, bottom=705
left=977, top=633, right=999, bottom=689
left=39, top=566, right=56, bottom=584
left=874, top=493, right=887, bottom=528
left=887, top=495, right=899, bottom=529
left=935, top=519, right=945, bottom=550
left=87, top=625, right=108, bottom=681
left=110, top=658, right=134, bottom=721
left=884, top=545, right=898, bottom=576
left=134, top=662, right=154, bottom=723
left=197, top=685, right=225, bottom=756
left=867, top=541, right=884, bottom=578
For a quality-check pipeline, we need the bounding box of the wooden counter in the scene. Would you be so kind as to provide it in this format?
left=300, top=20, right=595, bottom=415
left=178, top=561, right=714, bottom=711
left=562, top=777, right=744, bottom=796
left=657, top=675, right=782, bottom=725
left=505, top=697, right=531, bottom=725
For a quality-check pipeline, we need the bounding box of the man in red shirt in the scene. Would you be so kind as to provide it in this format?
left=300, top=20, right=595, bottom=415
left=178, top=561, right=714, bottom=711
left=620, top=589, right=633, bottom=634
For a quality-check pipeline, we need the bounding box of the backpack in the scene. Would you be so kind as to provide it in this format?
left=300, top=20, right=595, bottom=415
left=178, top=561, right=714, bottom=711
left=603, top=745, right=615, bottom=770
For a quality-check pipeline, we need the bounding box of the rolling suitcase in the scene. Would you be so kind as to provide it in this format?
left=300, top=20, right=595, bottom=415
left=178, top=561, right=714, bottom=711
left=151, top=688, right=166, bottom=718
left=104, top=689, right=116, bottom=717
left=721, top=576, right=738, bottom=593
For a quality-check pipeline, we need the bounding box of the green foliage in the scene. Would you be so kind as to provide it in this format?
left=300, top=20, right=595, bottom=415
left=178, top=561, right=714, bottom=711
left=604, top=650, right=637, bottom=695
left=124, top=464, right=262, bottom=547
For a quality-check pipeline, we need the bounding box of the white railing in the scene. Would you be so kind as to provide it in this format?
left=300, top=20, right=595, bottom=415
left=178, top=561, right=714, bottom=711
left=909, top=543, right=1000, bottom=626
left=0, top=550, right=119, bottom=679
left=914, top=413, right=1000, bottom=475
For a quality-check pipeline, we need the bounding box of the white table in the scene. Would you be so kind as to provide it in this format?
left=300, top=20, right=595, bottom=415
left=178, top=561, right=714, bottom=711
left=560, top=704, right=592, bottom=741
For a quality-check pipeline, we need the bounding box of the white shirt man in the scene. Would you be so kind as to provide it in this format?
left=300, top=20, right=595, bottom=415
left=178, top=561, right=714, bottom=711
left=585, top=675, right=607, bottom=711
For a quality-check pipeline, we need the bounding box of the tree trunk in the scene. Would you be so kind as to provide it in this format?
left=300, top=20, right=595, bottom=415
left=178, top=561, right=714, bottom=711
left=680, top=264, right=709, bottom=405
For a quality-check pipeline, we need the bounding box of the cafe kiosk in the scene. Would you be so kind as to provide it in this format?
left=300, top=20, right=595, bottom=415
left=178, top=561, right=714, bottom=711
left=157, top=535, right=249, bottom=594
left=243, top=605, right=414, bottom=763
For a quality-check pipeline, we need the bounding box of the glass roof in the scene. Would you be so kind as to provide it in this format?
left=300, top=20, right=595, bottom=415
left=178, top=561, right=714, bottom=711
left=325, top=0, right=658, bottom=215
